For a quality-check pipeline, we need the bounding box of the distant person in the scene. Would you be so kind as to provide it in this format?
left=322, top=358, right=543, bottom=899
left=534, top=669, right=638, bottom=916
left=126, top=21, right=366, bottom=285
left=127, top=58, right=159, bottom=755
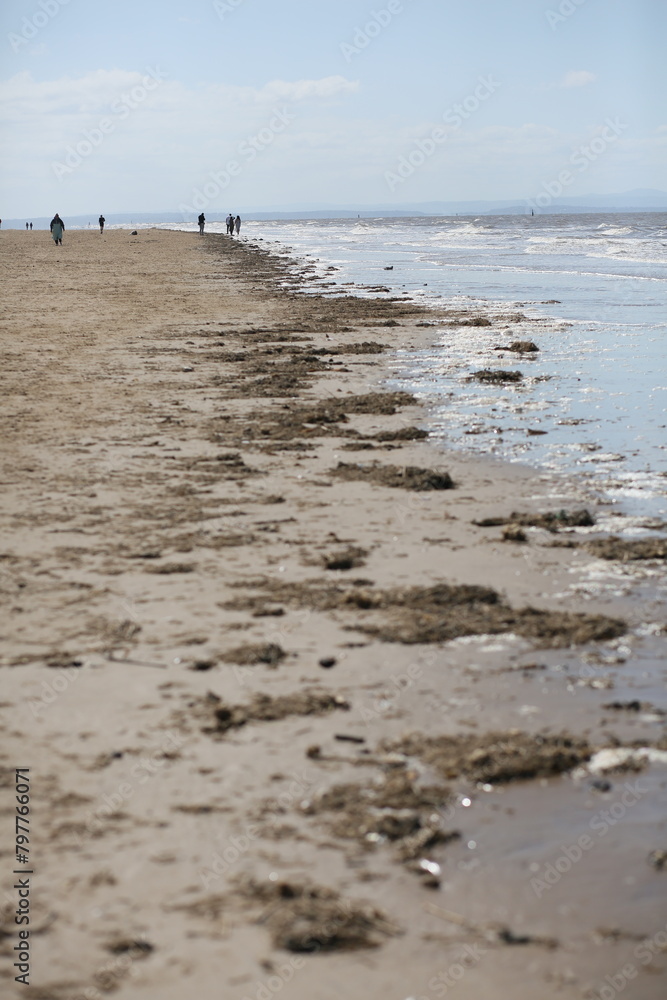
left=226, top=213, right=234, bottom=235
left=50, top=213, right=65, bottom=245
left=235, top=215, right=241, bottom=235
left=198, top=212, right=205, bottom=235
left=26, top=222, right=29, bottom=230
left=99, top=215, right=105, bottom=233
left=29, top=222, right=33, bottom=230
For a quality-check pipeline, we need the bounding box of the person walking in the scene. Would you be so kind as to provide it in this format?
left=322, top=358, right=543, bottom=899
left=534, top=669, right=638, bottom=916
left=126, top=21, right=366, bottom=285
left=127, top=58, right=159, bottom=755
left=99, top=215, right=105, bottom=234
left=226, top=213, right=234, bottom=235
left=50, top=213, right=65, bottom=245
left=198, top=212, right=205, bottom=235
left=26, top=222, right=29, bottom=230
left=29, top=222, right=33, bottom=230
left=235, top=215, right=241, bottom=235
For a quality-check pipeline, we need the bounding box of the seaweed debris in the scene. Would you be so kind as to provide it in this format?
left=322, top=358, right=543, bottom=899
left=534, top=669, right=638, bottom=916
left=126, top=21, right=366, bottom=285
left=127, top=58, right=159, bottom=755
left=386, top=731, right=591, bottom=784
left=375, top=426, right=428, bottom=442
left=461, top=317, right=492, bottom=327
left=473, top=509, right=595, bottom=532
left=219, top=643, right=286, bottom=667
left=469, top=370, right=523, bottom=384
left=223, top=579, right=625, bottom=648
left=198, top=690, right=350, bottom=734
left=323, top=547, right=368, bottom=571
left=211, top=392, right=417, bottom=446
left=496, top=341, right=540, bottom=353
left=585, top=536, right=667, bottom=561
left=301, top=767, right=458, bottom=878
left=330, top=462, right=454, bottom=491
left=239, top=878, right=400, bottom=952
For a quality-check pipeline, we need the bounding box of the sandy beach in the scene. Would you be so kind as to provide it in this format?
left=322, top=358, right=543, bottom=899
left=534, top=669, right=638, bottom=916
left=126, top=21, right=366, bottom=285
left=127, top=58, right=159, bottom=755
left=1, top=229, right=665, bottom=1000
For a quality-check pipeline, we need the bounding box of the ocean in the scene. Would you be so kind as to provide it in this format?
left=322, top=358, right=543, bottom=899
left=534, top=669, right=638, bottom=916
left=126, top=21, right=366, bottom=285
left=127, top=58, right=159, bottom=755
left=167, top=214, right=667, bottom=523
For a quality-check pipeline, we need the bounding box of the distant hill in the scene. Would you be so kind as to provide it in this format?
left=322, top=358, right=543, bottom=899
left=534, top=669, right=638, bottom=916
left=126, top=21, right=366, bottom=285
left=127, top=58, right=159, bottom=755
left=246, top=190, right=667, bottom=216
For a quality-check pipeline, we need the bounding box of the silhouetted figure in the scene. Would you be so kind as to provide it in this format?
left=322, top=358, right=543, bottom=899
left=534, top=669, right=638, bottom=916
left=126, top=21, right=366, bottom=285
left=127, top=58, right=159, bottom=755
left=29, top=222, right=33, bottom=230
left=99, top=215, right=105, bottom=233
left=226, top=213, right=234, bottom=235
left=235, top=215, right=241, bottom=235
left=26, top=222, right=29, bottom=230
left=50, top=213, right=65, bottom=245
left=198, top=212, right=205, bottom=234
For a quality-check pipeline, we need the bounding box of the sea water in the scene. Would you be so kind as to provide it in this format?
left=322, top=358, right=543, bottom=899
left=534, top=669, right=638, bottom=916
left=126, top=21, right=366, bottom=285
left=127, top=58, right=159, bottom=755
left=163, top=214, right=667, bottom=522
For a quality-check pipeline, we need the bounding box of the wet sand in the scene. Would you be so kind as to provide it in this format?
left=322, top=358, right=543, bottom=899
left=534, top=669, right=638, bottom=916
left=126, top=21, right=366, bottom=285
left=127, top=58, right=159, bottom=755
left=1, top=229, right=666, bottom=999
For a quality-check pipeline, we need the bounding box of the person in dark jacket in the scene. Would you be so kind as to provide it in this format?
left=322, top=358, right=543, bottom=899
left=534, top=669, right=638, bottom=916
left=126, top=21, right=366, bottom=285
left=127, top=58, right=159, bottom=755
left=50, top=214, right=65, bottom=245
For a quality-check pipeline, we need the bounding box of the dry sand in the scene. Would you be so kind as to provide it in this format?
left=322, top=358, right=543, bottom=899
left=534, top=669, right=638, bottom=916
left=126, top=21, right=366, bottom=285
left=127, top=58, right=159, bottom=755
left=1, top=229, right=666, bottom=999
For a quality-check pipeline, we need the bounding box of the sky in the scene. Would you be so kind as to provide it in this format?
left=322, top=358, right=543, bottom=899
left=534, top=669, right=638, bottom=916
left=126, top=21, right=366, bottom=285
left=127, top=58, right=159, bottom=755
left=0, top=0, right=665, bottom=217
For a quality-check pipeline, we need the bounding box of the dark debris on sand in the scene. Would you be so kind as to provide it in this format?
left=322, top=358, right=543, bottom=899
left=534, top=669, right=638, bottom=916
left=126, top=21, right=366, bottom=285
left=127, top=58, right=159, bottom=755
left=219, top=643, right=286, bottom=667
left=323, top=546, right=368, bottom=571
left=375, top=426, right=428, bottom=442
left=496, top=340, right=540, bottom=354
left=470, top=369, right=524, bottom=384
left=302, top=767, right=459, bottom=876
left=305, top=767, right=449, bottom=836
left=195, top=689, right=350, bottom=735
left=209, top=392, right=417, bottom=447
left=330, top=462, right=454, bottom=491
left=586, top=536, right=667, bottom=561
left=237, top=878, right=400, bottom=952
left=386, top=731, right=591, bottom=784
left=224, top=579, right=626, bottom=648
left=473, top=509, right=595, bottom=532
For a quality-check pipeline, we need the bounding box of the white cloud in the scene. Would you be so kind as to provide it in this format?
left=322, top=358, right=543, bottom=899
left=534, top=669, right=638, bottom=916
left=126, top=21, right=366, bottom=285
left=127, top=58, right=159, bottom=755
left=0, top=70, right=652, bottom=215
left=561, top=70, right=596, bottom=88
left=0, top=69, right=362, bottom=214
left=257, top=76, right=358, bottom=102
left=0, top=70, right=358, bottom=121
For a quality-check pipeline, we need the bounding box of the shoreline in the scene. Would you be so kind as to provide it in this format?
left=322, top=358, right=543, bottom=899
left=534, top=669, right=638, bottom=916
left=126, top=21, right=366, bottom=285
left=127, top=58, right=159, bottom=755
left=1, top=229, right=665, bottom=999
left=199, top=215, right=667, bottom=526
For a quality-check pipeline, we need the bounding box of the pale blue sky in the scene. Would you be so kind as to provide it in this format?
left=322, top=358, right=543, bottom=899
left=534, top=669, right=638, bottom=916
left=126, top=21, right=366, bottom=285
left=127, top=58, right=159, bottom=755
left=1, top=0, right=664, bottom=215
